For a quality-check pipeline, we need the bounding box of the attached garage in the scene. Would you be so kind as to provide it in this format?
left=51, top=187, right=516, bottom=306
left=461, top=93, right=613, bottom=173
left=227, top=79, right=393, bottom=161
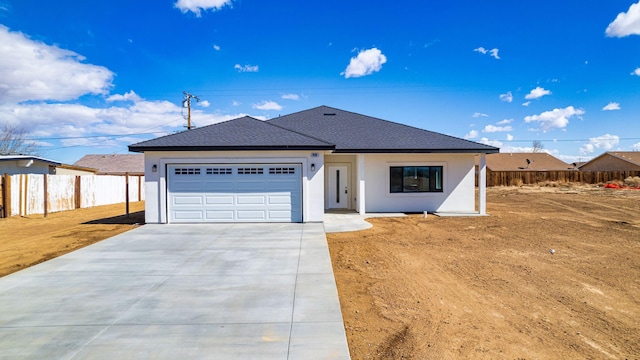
left=167, top=164, right=302, bottom=223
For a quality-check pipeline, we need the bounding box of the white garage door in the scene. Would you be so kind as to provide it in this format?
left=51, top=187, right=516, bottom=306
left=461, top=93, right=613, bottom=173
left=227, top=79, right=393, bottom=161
left=167, top=164, right=302, bottom=223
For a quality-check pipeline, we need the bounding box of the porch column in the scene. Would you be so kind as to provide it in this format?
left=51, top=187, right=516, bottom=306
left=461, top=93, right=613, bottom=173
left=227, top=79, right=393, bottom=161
left=478, top=153, right=487, bottom=215
left=357, top=154, right=366, bottom=215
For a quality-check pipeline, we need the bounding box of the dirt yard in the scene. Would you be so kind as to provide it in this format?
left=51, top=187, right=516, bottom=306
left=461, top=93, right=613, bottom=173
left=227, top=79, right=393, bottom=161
left=0, top=202, right=144, bottom=277
left=327, top=186, right=640, bottom=359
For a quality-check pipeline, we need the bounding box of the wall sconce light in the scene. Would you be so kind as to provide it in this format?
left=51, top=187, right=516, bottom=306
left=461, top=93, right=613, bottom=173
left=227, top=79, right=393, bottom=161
left=310, top=163, right=316, bottom=172
left=152, top=164, right=157, bottom=172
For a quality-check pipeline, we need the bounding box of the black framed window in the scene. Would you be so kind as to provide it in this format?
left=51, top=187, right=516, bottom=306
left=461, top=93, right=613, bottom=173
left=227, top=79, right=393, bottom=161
left=390, top=166, right=443, bottom=193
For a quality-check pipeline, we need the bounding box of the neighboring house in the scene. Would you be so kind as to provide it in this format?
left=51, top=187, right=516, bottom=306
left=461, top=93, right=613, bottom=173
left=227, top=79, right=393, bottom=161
left=483, top=152, right=574, bottom=171
left=579, top=152, right=640, bottom=171
left=129, top=106, right=499, bottom=224
left=0, top=155, right=60, bottom=175
left=74, top=154, right=145, bottom=175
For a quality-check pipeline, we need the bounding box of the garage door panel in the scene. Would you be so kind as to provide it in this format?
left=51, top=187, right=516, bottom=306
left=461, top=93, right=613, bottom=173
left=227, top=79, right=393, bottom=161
left=237, top=210, right=267, bottom=220
left=168, top=164, right=301, bottom=223
left=268, top=194, right=293, bottom=204
left=236, top=181, right=267, bottom=191
left=205, top=195, right=234, bottom=205
left=204, top=181, right=234, bottom=191
left=205, top=210, right=235, bottom=220
left=173, top=195, right=204, bottom=205
left=172, top=181, right=204, bottom=191
left=237, top=195, right=267, bottom=205
left=173, top=211, right=204, bottom=220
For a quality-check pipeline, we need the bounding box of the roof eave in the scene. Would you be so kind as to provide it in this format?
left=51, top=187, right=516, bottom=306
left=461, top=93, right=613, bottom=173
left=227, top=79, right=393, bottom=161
left=331, top=148, right=500, bottom=154
left=128, top=145, right=336, bottom=153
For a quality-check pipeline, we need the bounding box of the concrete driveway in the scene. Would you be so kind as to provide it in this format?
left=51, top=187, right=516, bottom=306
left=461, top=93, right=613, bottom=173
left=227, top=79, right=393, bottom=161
left=0, top=223, right=350, bottom=359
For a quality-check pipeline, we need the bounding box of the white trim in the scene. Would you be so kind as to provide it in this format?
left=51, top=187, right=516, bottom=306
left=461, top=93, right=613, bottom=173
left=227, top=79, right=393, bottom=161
left=478, top=154, right=487, bottom=215
left=357, top=154, right=366, bottom=215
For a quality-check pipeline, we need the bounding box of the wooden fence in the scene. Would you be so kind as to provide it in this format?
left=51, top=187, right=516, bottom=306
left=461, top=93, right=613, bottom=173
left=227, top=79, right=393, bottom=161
left=485, top=170, right=640, bottom=187
left=0, top=174, right=144, bottom=218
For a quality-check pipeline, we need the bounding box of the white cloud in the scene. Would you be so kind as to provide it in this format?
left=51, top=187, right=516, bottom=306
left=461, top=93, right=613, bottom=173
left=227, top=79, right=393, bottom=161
left=483, top=124, right=513, bottom=133
left=472, top=112, right=489, bottom=118
left=281, top=93, right=299, bottom=101
left=234, top=64, right=259, bottom=72
left=632, top=142, right=640, bottom=151
left=506, top=134, right=514, bottom=141
left=252, top=101, right=283, bottom=111
left=497, top=119, right=512, bottom=125
left=605, top=1, right=640, bottom=37
left=174, top=0, right=233, bottom=17
left=479, top=137, right=502, bottom=148
left=524, top=106, right=585, bottom=132
left=464, top=130, right=478, bottom=139
left=499, top=91, right=513, bottom=103
left=213, top=44, right=221, bottom=51
left=602, top=102, right=621, bottom=111
left=0, top=25, right=113, bottom=104
left=579, top=134, right=620, bottom=155
left=525, top=86, right=552, bottom=100
left=522, top=101, right=531, bottom=107
left=341, top=47, right=387, bottom=78
left=632, top=68, right=640, bottom=76
left=231, top=100, right=240, bottom=106
left=198, top=100, right=210, bottom=107
left=106, top=90, right=142, bottom=103
left=474, top=47, right=500, bottom=59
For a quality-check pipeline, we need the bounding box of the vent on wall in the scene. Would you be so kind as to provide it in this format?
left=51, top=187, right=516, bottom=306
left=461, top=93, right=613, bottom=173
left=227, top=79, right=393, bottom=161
left=323, top=113, right=336, bottom=116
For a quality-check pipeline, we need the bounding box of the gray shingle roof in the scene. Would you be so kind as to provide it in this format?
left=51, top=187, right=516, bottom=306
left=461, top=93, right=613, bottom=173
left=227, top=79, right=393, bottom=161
left=129, top=116, right=334, bottom=152
left=129, top=107, right=499, bottom=154
left=267, top=106, right=498, bottom=153
left=73, top=154, right=144, bottom=174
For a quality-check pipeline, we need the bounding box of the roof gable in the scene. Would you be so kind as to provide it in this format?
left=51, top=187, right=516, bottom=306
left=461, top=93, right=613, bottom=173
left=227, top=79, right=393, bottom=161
left=129, top=116, right=334, bottom=152
left=268, top=106, right=498, bottom=153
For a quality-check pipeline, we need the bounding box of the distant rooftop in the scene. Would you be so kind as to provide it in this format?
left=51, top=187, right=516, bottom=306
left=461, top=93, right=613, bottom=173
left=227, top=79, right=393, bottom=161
left=74, top=154, right=144, bottom=175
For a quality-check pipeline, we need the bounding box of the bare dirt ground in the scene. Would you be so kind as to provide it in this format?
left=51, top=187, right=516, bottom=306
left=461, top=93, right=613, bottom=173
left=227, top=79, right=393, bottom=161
left=327, top=186, right=640, bottom=359
left=0, top=202, right=144, bottom=277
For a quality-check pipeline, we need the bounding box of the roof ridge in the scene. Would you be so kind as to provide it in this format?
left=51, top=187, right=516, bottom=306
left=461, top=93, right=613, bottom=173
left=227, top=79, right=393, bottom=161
left=264, top=118, right=335, bottom=147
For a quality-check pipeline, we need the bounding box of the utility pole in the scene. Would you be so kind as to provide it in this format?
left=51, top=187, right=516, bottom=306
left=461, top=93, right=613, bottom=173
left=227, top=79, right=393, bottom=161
left=182, top=91, right=200, bottom=130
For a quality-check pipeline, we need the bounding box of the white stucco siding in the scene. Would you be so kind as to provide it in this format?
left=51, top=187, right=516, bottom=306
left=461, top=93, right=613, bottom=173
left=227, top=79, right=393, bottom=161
left=142, top=150, right=325, bottom=224
left=363, top=154, right=476, bottom=213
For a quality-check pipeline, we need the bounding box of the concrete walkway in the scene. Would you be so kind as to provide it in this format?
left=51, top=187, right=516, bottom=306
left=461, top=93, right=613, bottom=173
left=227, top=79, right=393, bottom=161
left=324, top=212, right=407, bottom=233
left=0, top=223, right=350, bottom=359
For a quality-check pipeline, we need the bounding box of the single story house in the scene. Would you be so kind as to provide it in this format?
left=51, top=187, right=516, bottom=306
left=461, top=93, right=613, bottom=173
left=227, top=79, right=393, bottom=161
left=483, top=152, right=574, bottom=171
left=0, top=155, right=61, bottom=175
left=579, top=151, right=640, bottom=171
left=74, top=154, right=145, bottom=175
left=129, top=106, right=499, bottom=223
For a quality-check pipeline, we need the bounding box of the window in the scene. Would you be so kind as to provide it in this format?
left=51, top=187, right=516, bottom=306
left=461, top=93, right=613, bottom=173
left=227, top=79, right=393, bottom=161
left=390, top=166, right=443, bottom=193
left=174, top=168, right=201, bottom=175
left=237, top=167, right=264, bottom=175
left=206, top=168, right=232, bottom=175
left=269, top=167, right=296, bottom=174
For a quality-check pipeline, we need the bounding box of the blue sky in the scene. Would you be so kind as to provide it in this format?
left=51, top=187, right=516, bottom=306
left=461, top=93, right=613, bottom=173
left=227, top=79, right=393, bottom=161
left=1, top=0, right=639, bottom=164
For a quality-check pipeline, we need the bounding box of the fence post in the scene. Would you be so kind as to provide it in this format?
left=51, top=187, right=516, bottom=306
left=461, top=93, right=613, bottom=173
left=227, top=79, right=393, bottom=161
left=43, top=174, right=48, bottom=218
left=1, top=174, right=9, bottom=218
left=74, top=176, right=81, bottom=209
left=125, top=172, right=130, bottom=218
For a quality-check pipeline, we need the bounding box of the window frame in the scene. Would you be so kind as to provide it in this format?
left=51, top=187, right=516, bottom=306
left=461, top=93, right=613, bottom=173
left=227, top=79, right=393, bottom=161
left=389, top=165, right=444, bottom=193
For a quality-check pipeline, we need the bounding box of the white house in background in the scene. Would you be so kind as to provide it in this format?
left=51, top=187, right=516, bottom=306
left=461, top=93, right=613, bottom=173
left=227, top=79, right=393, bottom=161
left=0, top=155, right=60, bottom=175
left=129, top=106, right=499, bottom=224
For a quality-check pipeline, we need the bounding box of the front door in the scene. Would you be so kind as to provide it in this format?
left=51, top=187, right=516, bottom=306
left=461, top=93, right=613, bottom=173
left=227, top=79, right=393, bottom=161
left=328, top=165, right=349, bottom=209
